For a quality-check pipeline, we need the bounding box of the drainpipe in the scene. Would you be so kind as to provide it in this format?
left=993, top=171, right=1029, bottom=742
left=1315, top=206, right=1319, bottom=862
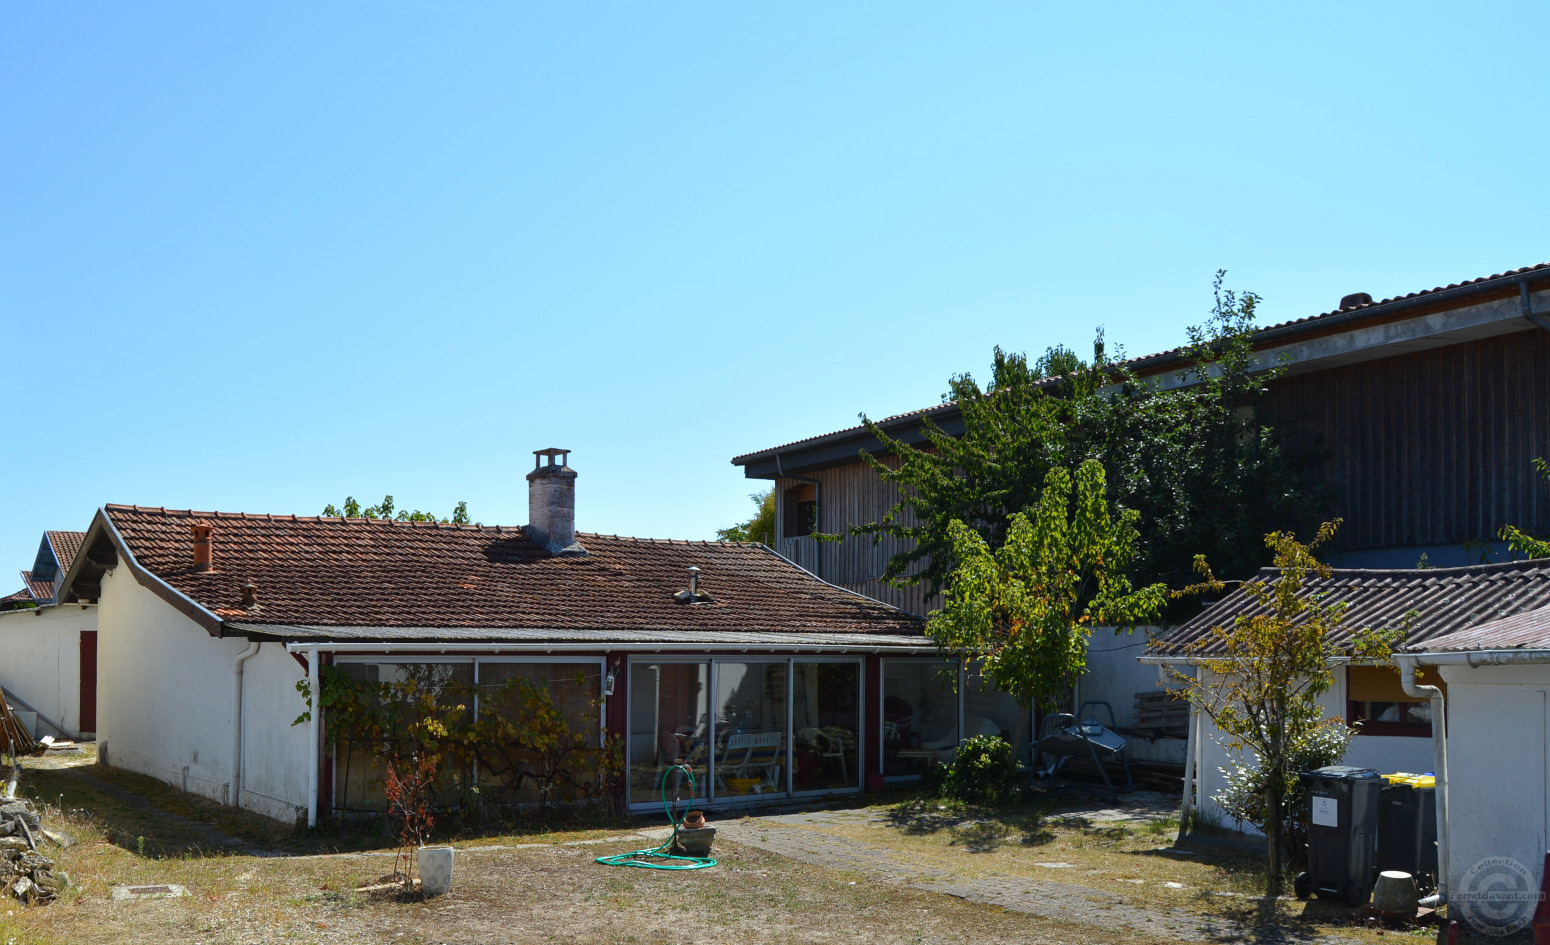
left=1395, top=654, right=1450, bottom=908
left=230, top=640, right=262, bottom=808
left=1521, top=281, right=1550, bottom=333
left=774, top=454, right=823, bottom=577
left=305, top=645, right=320, bottom=829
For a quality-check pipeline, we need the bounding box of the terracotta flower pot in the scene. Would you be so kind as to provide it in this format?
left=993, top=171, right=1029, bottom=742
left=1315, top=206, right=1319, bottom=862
left=682, top=810, right=706, bottom=830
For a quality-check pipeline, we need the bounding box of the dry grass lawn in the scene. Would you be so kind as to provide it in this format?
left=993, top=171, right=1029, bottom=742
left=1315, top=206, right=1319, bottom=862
left=0, top=760, right=1199, bottom=945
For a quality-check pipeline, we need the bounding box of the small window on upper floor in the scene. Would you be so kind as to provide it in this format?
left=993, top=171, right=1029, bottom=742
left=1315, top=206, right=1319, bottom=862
left=782, top=484, right=817, bottom=539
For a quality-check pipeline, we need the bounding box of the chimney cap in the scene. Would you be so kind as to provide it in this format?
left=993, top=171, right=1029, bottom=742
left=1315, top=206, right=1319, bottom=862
left=533, top=448, right=571, bottom=470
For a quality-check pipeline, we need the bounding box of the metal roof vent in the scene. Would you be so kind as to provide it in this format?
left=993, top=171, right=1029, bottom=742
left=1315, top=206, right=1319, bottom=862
left=1339, top=292, right=1374, bottom=310
left=672, top=566, right=714, bottom=605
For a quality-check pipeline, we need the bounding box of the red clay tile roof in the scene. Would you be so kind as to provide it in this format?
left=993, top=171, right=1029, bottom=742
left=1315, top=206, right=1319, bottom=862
left=1415, top=603, right=1550, bottom=652
left=1153, top=558, right=1550, bottom=656
left=101, top=505, right=925, bottom=638
left=18, top=572, right=53, bottom=602
left=0, top=588, right=32, bottom=608
left=733, top=260, right=1550, bottom=465
left=45, top=531, right=84, bottom=574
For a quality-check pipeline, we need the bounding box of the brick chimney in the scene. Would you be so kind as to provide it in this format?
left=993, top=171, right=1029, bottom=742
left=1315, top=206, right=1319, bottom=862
left=527, top=448, right=586, bottom=556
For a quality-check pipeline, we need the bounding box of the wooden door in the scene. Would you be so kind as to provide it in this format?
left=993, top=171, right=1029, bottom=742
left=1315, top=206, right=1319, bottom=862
left=79, top=631, right=97, bottom=734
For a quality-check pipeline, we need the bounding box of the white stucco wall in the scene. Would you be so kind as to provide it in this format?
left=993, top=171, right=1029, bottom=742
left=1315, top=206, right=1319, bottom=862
left=96, top=567, right=310, bottom=821
left=1437, top=663, right=1549, bottom=899
left=0, top=604, right=96, bottom=738
left=1081, top=626, right=1164, bottom=729
left=1191, top=665, right=1434, bottom=831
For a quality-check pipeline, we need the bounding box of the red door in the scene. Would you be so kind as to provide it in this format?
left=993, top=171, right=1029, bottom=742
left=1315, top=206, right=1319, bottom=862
left=79, top=631, right=97, bottom=734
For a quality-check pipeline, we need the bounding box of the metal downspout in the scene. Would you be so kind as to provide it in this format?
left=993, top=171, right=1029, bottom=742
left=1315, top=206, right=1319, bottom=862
left=1396, top=654, right=1449, bottom=907
left=305, top=645, right=321, bottom=828
left=230, top=640, right=262, bottom=808
left=775, top=454, right=824, bottom=577
left=1519, top=281, right=1550, bottom=333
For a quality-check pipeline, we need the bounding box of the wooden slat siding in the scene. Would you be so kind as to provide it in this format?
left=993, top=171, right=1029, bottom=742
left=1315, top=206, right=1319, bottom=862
left=774, top=464, right=940, bottom=617
left=1263, top=327, right=1550, bottom=550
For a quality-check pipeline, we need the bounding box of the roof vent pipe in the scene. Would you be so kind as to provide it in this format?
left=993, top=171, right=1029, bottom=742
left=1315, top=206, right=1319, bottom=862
left=191, top=524, right=214, bottom=572
left=526, top=448, right=586, bottom=557
left=688, top=566, right=701, bottom=597
left=240, top=581, right=259, bottom=608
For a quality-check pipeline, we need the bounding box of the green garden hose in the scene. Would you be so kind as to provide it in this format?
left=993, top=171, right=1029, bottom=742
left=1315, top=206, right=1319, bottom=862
left=595, top=764, right=717, bottom=871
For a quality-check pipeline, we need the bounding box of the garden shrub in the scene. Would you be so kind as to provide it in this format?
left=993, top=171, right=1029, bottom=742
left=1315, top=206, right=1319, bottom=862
left=1214, top=720, right=1354, bottom=866
left=941, top=734, right=1020, bottom=803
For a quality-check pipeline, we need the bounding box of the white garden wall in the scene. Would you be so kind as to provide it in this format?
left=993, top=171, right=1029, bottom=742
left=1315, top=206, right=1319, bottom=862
left=96, top=567, right=310, bottom=821
left=0, top=604, right=95, bottom=738
left=1080, top=626, right=1163, bottom=728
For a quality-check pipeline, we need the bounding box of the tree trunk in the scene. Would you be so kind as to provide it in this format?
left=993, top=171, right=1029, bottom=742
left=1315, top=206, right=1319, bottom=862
left=1264, top=784, right=1283, bottom=895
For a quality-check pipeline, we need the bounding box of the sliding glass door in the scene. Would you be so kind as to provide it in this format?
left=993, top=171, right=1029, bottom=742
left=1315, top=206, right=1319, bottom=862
left=625, top=656, right=863, bottom=810
left=714, top=662, right=788, bottom=799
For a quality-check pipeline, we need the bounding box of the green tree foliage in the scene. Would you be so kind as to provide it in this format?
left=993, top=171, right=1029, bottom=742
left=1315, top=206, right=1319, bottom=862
left=856, top=273, right=1322, bottom=601
left=717, top=488, right=776, bottom=545
left=929, top=461, right=1169, bottom=711
left=1167, top=522, right=1400, bottom=893
left=322, top=495, right=471, bottom=525
left=458, top=674, right=622, bottom=814
left=1500, top=457, right=1550, bottom=558
left=938, top=733, right=1022, bottom=803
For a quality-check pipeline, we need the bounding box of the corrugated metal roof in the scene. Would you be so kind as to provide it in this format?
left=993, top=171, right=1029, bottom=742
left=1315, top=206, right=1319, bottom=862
left=1153, top=558, right=1550, bottom=655
left=1414, top=604, right=1550, bottom=652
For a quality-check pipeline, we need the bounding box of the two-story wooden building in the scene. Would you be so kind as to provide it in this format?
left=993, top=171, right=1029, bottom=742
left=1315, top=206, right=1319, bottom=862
left=732, top=261, right=1550, bottom=616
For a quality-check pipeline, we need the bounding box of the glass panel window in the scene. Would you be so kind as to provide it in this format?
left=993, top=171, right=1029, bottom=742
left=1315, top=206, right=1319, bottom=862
left=331, top=661, right=474, bottom=814
left=714, top=662, right=788, bottom=798
left=1347, top=665, right=1439, bottom=737
left=628, top=661, right=710, bottom=805
left=475, top=662, right=602, bottom=805
left=792, top=662, right=860, bottom=792
left=882, top=660, right=959, bottom=777
left=964, top=669, right=1031, bottom=766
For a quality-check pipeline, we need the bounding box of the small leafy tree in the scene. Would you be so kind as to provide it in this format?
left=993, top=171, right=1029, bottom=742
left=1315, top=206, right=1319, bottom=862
left=1500, top=457, right=1550, bottom=558
left=928, top=460, right=1170, bottom=711
left=384, top=753, right=438, bottom=890
left=322, top=495, right=471, bottom=525
left=854, top=273, right=1323, bottom=601
left=717, top=489, right=776, bottom=545
left=1168, top=521, right=1400, bottom=893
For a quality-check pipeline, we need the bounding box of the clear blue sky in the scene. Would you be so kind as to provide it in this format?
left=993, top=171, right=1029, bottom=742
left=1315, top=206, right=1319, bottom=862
left=4, top=3, right=1549, bottom=572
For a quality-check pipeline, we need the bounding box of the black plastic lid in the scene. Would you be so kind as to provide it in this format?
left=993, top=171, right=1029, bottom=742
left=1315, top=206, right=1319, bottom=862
left=1302, top=765, right=1380, bottom=781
